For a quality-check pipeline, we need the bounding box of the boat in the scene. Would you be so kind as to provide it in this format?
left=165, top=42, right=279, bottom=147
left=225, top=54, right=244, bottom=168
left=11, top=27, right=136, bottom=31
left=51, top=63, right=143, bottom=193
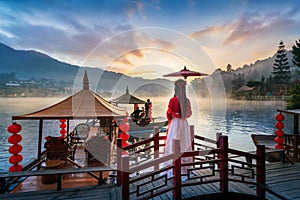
left=110, top=86, right=168, bottom=138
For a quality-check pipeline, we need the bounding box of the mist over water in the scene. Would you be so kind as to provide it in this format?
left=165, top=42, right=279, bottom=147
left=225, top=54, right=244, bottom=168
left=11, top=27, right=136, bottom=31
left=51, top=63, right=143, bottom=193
left=0, top=97, right=290, bottom=172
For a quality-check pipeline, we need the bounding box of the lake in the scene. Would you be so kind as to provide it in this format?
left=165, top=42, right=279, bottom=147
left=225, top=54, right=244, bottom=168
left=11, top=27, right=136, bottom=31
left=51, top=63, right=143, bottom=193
left=0, top=97, right=292, bottom=172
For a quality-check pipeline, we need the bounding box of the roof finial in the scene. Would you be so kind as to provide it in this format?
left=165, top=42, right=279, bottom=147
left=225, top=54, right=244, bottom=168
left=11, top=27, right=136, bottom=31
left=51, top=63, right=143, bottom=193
left=83, top=70, right=89, bottom=90
left=126, top=86, right=129, bottom=94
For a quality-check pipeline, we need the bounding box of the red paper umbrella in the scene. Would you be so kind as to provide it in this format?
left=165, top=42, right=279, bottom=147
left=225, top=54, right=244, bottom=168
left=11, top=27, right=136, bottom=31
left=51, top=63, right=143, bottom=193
left=163, top=66, right=208, bottom=79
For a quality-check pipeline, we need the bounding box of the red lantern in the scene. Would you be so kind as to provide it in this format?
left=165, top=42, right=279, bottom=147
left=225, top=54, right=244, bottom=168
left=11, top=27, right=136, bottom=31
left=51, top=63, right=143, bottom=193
left=119, top=123, right=129, bottom=132
left=8, top=134, right=22, bottom=144
left=60, top=129, right=67, bottom=134
left=275, top=143, right=284, bottom=149
left=59, top=123, right=67, bottom=129
left=275, top=121, right=284, bottom=129
left=122, top=141, right=129, bottom=148
left=60, top=119, right=66, bottom=123
left=274, top=136, right=284, bottom=144
left=120, top=132, right=129, bottom=141
left=9, top=164, right=23, bottom=172
left=8, top=144, right=22, bottom=154
left=275, top=129, right=284, bottom=137
left=7, top=123, right=22, bottom=134
left=9, top=154, right=23, bottom=164
left=275, top=113, right=285, bottom=121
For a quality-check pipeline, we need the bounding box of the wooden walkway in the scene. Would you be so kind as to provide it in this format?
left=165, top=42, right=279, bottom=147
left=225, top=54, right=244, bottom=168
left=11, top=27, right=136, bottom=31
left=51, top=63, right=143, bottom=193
left=1, top=162, right=300, bottom=200
left=3, top=162, right=300, bottom=199
left=266, top=162, right=300, bottom=200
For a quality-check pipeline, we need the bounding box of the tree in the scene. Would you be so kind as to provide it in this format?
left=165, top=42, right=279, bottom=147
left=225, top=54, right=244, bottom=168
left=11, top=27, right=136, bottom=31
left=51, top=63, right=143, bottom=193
left=287, top=39, right=300, bottom=109
left=272, top=40, right=291, bottom=95
left=292, top=39, right=300, bottom=67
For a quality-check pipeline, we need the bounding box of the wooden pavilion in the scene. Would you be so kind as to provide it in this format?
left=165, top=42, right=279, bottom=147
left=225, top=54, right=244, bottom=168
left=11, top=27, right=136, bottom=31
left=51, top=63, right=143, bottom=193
left=10, top=70, right=127, bottom=165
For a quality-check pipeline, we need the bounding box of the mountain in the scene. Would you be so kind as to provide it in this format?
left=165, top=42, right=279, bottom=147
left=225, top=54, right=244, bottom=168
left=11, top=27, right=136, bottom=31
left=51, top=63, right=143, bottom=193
left=0, top=42, right=79, bottom=81
left=0, top=42, right=173, bottom=96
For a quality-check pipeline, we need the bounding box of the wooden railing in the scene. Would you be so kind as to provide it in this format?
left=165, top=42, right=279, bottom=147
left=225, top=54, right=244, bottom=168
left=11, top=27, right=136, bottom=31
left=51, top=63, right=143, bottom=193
left=117, top=126, right=266, bottom=200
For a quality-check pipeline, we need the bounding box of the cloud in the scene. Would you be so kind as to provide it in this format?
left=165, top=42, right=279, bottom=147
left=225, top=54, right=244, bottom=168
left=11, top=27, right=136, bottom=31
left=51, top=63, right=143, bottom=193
left=114, top=57, right=134, bottom=66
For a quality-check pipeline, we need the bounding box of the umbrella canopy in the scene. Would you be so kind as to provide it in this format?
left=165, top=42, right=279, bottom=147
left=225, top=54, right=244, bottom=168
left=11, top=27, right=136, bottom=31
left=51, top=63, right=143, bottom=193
left=12, top=71, right=127, bottom=120
left=163, top=66, right=208, bottom=79
left=110, top=86, right=146, bottom=105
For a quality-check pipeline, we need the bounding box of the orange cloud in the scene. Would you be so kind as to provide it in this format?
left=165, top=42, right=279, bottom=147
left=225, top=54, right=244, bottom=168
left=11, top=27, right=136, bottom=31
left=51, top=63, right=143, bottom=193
left=128, top=49, right=144, bottom=58
left=114, top=57, right=134, bottom=66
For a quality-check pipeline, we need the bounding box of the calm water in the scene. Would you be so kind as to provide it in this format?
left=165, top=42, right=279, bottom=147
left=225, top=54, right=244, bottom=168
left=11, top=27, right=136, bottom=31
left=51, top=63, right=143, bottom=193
left=0, top=97, right=292, bottom=172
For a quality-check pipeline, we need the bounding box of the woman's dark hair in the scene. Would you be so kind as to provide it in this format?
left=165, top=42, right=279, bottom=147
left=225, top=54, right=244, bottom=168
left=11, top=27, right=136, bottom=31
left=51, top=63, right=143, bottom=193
left=174, top=79, right=187, bottom=118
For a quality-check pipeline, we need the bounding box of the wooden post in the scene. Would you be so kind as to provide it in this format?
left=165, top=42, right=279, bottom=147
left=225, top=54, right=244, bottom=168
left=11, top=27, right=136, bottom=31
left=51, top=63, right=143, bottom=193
left=57, top=174, right=62, bottom=191
left=154, top=126, right=160, bottom=171
left=190, top=125, right=195, bottom=166
left=219, top=135, right=228, bottom=193
left=121, top=155, right=130, bottom=200
left=256, top=145, right=266, bottom=198
left=172, top=139, right=181, bottom=200
left=293, top=115, right=299, bottom=159
left=37, top=119, right=43, bottom=162
left=0, top=177, right=6, bottom=194
left=216, top=133, right=222, bottom=147
left=116, top=138, right=122, bottom=186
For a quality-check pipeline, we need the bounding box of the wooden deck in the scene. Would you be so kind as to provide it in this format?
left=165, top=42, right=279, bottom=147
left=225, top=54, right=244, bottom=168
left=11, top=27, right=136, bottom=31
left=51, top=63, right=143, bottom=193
left=265, top=162, right=300, bottom=200
left=2, top=162, right=300, bottom=200
left=2, top=127, right=300, bottom=200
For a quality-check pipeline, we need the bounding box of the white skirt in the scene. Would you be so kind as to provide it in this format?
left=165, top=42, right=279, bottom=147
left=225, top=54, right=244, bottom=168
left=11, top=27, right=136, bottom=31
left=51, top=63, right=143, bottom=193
left=162, top=117, right=193, bottom=181
left=164, top=117, right=192, bottom=156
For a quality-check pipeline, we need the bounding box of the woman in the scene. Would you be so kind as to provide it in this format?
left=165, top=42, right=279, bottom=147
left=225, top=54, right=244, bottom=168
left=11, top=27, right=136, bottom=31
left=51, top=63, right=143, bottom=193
left=163, top=79, right=192, bottom=180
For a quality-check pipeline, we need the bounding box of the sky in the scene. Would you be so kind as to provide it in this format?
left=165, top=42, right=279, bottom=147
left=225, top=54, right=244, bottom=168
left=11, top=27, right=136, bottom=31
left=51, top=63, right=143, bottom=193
left=0, top=0, right=300, bottom=79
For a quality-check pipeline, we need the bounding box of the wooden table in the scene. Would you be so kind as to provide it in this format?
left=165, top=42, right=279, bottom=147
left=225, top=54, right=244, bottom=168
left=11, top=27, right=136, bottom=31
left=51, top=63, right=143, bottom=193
left=277, top=109, right=300, bottom=159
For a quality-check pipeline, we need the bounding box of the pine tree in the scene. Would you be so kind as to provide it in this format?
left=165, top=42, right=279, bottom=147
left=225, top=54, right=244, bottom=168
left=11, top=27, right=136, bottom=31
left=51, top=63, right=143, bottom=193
left=272, top=40, right=291, bottom=95
left=287, top=39, right=300, bottom=109
left=292, top=39, right=300, bottom=68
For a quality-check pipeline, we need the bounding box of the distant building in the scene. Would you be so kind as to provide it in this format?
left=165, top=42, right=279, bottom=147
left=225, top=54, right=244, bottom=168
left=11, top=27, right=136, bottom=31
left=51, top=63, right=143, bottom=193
left=5, top=83, right=20, bottom=87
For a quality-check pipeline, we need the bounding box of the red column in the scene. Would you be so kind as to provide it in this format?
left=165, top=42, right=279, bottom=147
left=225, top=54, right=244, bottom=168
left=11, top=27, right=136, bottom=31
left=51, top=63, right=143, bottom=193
left=121, top=155, right=130, bottom=200
left=172, top=139, right=181, bottom=200
left=219, top=136, right=228, bottom=192
left=256, top=145, right=266, bottom=198
left=154, top=126, right=160, bottom=171
left=116, top=138, right=122, bottom=186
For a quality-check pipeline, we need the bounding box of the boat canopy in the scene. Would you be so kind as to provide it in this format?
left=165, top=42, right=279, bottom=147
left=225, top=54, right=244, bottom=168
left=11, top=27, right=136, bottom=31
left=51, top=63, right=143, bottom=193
left=12, top=71, right=127, bottom=120
left=110, top=86, right=146, bottom=105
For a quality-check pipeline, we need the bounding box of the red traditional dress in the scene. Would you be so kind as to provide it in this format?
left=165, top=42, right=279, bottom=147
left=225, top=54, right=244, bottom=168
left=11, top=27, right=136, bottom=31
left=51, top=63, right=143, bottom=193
left=163, top=96, right=192, bottom=180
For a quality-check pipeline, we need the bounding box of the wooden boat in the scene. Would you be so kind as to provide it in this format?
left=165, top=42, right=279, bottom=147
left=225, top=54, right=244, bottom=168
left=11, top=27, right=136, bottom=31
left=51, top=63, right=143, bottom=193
left=110, top=86, right=168, bottom=138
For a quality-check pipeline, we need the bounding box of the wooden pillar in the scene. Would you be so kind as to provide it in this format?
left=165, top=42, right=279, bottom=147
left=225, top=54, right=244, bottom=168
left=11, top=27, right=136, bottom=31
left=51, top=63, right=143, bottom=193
left=190, top=125, right=194, bottom=151
left=37, top=119, right=43, bottom=161
left=66, top=119, right=70, bottom=143
left=219, top=135, right=228, bottom=193
left=256, top=145, right=266, bottom=198
left=293, top=115, right=299, bottom=159
left=116, top=138, right=122, bottom=186
left=172, top=139, right=181, bottom=200
left=190, top=125, right=195, bottom=165
left=121, top=155, right=130, bottom=200
left=0, top=177, right=6, bottom=194
left=154, top=126, right=160, bottom=171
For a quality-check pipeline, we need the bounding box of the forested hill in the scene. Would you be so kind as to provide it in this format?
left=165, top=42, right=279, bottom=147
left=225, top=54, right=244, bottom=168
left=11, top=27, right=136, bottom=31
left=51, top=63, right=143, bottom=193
left=0, top=42, right=172, bottom=95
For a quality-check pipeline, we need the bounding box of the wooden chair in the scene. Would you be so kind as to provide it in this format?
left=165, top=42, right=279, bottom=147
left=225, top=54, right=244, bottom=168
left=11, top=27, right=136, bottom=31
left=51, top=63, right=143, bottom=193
left=70, top=123, right=90, bottom=145
left=44, top=136, right=75, bottom=162
left=85, top=135, right=111, bottom=166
